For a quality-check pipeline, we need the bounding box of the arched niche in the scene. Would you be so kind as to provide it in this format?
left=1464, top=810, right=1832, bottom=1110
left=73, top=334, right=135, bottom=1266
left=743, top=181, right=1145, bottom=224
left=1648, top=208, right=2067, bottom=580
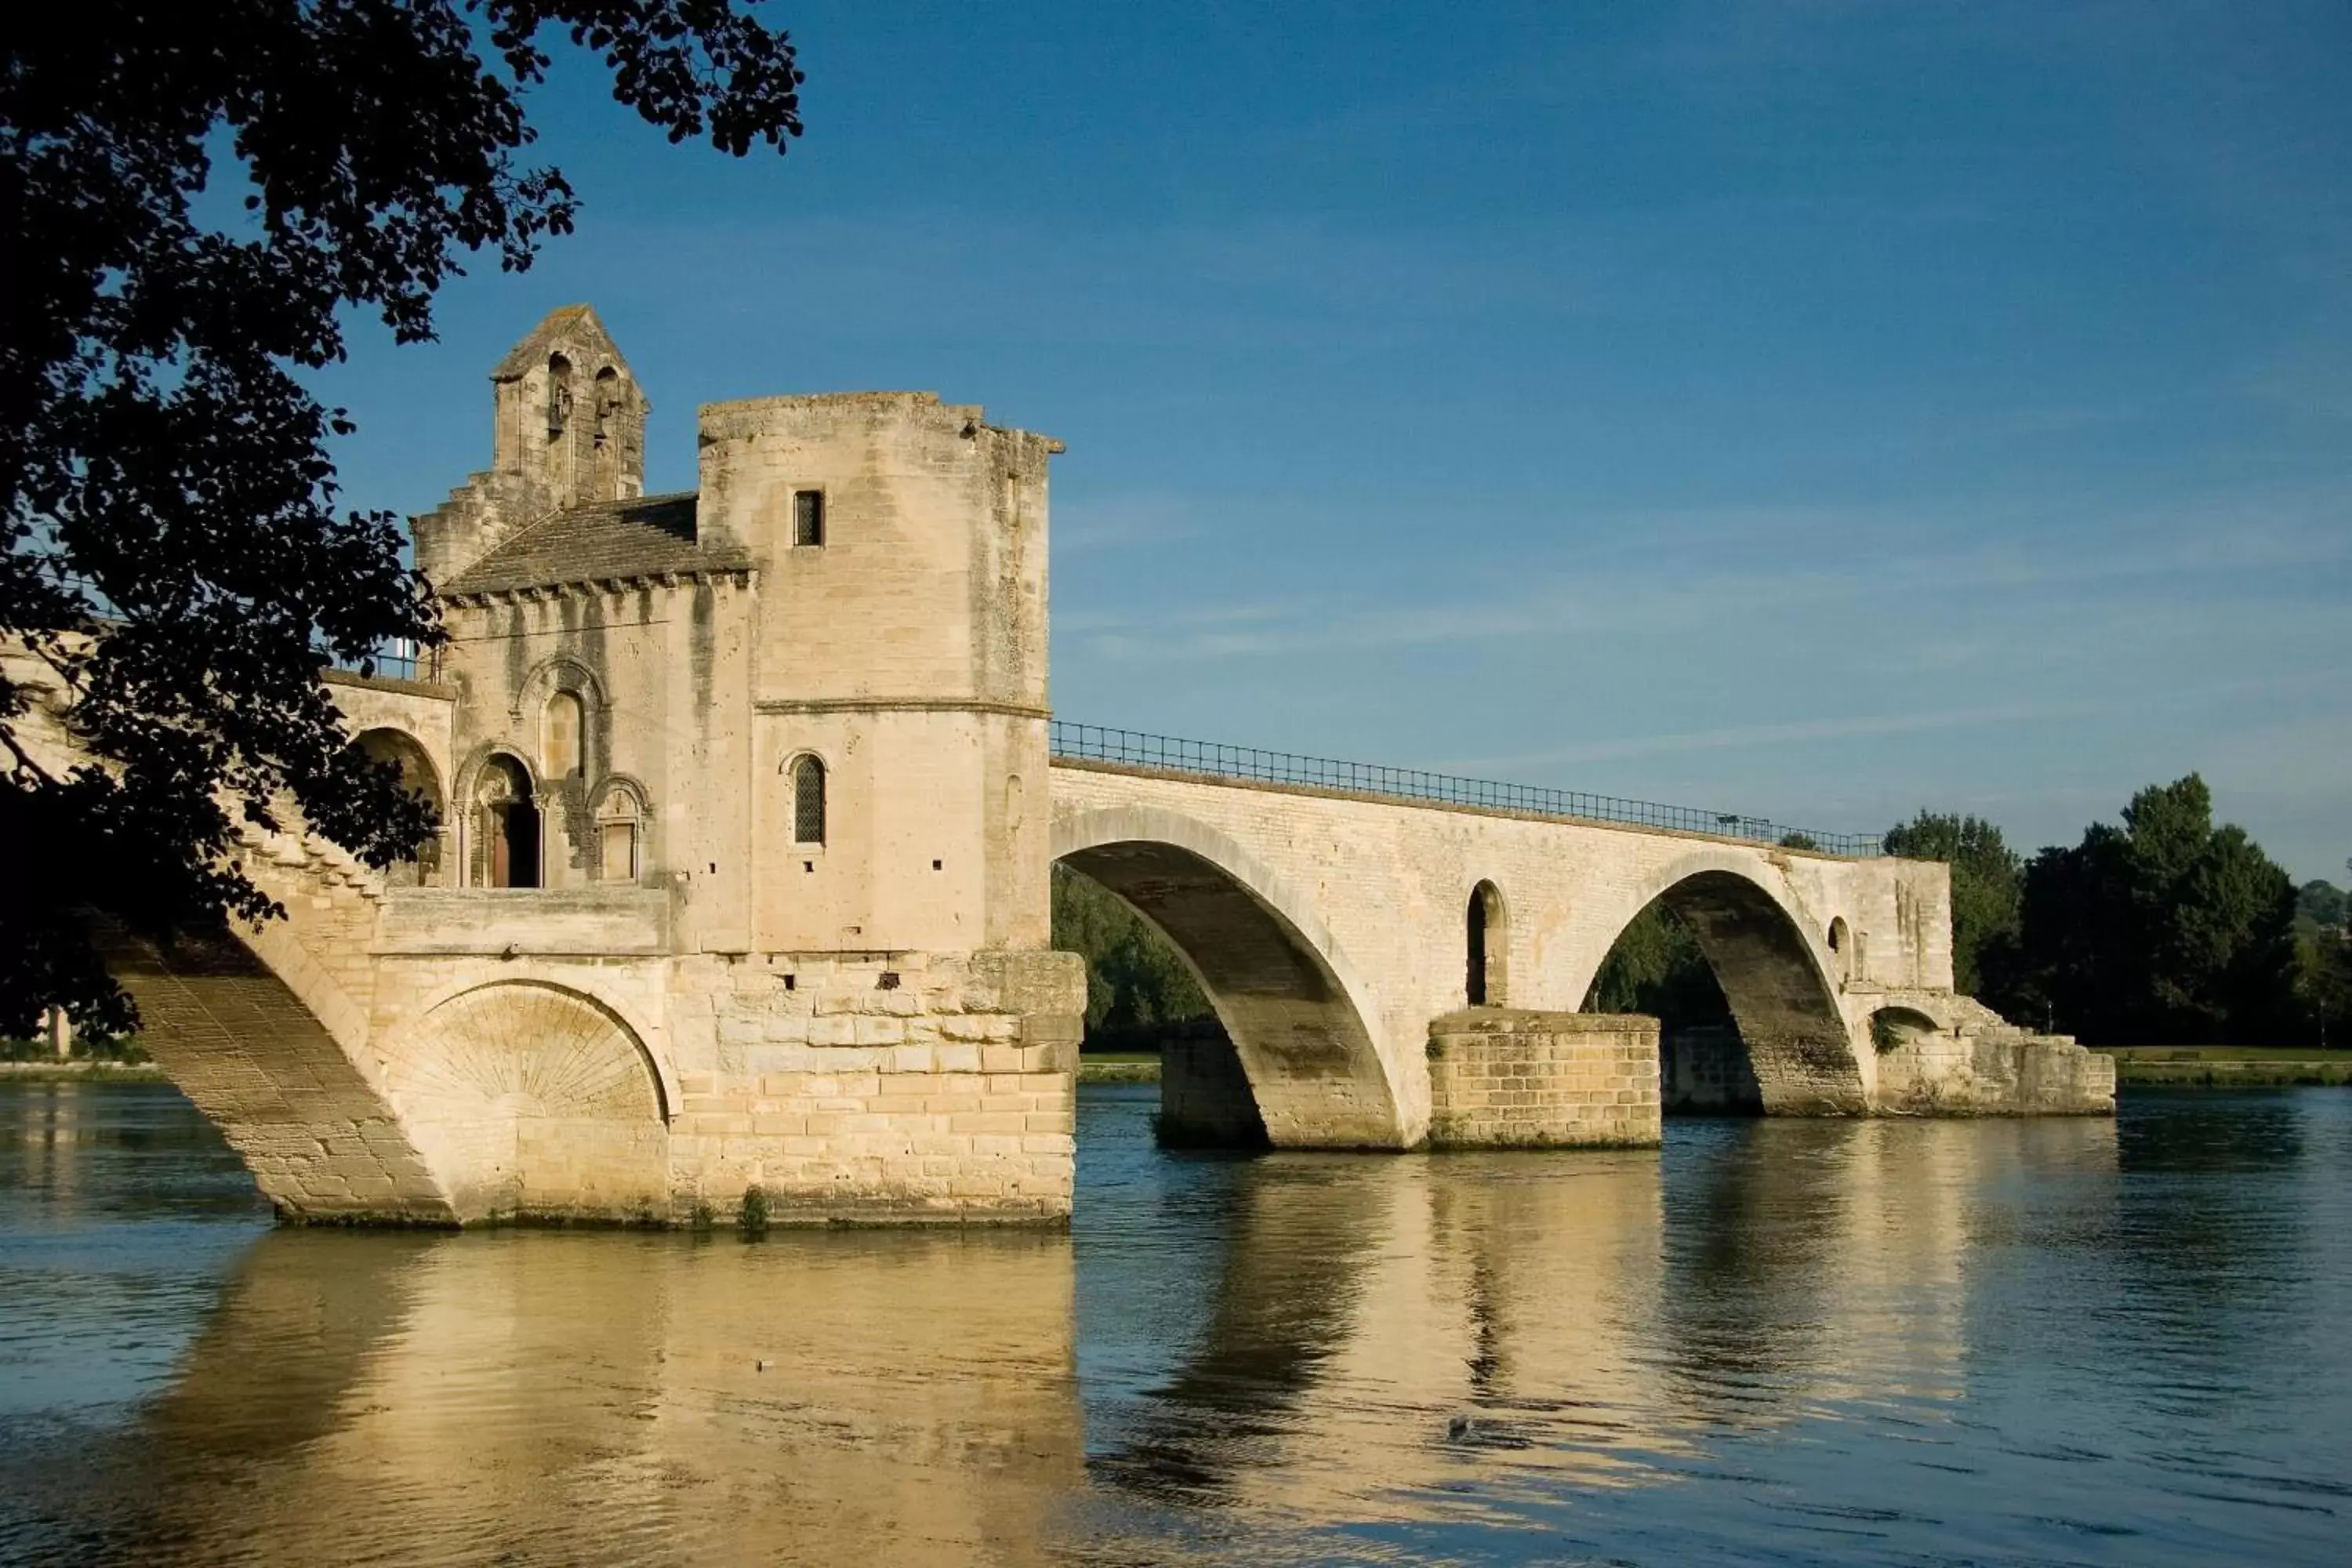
left=592, top=775, right=650, bottom=882
left=354, top=727, right=446, bottom=887
left=379, top=980, right=667, bottom=1221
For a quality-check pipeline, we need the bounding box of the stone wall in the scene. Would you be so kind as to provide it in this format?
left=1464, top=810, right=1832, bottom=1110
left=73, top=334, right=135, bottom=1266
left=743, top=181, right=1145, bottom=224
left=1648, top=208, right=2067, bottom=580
left=1425, top=1010, right=1661, bottom=1149
left=664, top=949, right=1087, bottom=1222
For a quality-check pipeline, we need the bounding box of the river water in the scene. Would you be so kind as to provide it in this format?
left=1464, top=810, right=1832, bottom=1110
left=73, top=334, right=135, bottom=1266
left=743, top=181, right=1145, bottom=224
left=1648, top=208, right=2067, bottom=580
left=1, top=1081, right=2347, bottom=1566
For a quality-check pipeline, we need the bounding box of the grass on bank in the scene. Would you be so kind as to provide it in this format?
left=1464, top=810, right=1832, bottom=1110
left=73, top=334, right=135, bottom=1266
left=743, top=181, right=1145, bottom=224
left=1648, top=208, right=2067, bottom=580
left=2095, top=1045, right=2352, bottom=1087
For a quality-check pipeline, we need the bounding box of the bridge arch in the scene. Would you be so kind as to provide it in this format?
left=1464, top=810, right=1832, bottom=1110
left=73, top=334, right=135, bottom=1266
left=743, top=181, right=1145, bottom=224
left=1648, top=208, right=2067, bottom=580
left=1588, top=850, right=1866, bottom=1115
left=375, top=978, right=670, bottom=1222
left=1051, top=806, right=1409, bottom=1149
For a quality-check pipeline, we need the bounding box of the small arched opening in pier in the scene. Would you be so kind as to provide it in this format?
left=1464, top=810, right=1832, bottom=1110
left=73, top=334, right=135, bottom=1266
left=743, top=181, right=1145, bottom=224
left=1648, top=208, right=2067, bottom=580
left=1586, top=867, right=1862, bottom=1115
left=1466, top=880, right=1507, bottom=1007
left=1052, top=810, right=1405, bottom=1152
left=1870, top=1005, right=1941, bottom=1053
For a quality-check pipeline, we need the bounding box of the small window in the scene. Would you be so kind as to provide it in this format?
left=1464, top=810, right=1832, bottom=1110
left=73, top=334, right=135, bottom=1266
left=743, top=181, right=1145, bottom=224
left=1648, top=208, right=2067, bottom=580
left=791, top=754, right=826, bottom=845
left=543, top=691, right=584, bottom=779
left=793, top=489, right=826, bottom=547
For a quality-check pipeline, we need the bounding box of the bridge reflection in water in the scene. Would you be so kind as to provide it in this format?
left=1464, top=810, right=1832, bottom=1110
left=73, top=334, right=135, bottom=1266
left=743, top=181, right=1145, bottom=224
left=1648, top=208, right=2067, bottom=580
left=48, top=1087, right=2122, bottom=1566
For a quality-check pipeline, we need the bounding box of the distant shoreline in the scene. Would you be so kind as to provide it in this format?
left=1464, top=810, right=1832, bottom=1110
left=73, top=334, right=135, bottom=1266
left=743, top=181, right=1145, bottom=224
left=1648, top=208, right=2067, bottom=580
left=2094, top=1047, right=2352, bottom=1087
left=0, top=1060, right=168, bottom=1084
left=7, top=1051, right=2343, bottom=1091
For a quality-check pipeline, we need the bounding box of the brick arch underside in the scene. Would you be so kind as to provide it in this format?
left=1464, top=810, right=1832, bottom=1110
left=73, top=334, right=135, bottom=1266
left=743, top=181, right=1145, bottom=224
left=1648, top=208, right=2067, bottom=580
left=91, top=920, right=457, bottom=1224
left=1646, top=870, right=1867, bottom=1115
left=381, top=982, right=669, bottom=1224
left=1054, top=838, right=1406, bottom=1149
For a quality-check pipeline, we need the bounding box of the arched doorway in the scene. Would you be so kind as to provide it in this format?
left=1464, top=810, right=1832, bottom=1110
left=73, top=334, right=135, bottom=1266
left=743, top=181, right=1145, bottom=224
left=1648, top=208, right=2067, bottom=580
left=472, top=755, right=541, bottom=889
left=354, top=728, right=445, bottom=887
left=1587, top=869, right=1861, bottom=1115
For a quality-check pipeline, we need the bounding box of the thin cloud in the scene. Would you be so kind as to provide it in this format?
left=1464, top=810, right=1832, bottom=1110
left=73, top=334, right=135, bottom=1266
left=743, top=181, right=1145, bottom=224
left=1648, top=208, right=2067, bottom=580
left=1443, top=701, right=2098, bottom=773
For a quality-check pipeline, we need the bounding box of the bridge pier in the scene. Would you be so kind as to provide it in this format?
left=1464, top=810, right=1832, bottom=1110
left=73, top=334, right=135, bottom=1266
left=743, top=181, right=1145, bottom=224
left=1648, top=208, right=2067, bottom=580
left=1425, top=1011, right=1661, bottom=1149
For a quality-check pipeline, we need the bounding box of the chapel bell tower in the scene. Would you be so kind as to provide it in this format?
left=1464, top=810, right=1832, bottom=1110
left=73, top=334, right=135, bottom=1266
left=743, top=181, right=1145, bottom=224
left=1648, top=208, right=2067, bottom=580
left=488, top=303, right=648, bottom=512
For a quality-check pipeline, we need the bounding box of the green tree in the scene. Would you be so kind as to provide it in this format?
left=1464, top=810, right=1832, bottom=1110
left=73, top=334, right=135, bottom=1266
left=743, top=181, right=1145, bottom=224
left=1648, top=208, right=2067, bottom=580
left=2011, top=775, right=2299, bottom=1045
left=2, top=3, right=804, bottom=1037
left=1051, top=867, right=1213, bottom=1044
left=2295, top=879, right=2347, bottom=935
left=1882, top=810, right=2023, bottom=996
left=2296, top=928, right=2352, bottom=1047
left=1585, top=900, right=1731, bottom=1026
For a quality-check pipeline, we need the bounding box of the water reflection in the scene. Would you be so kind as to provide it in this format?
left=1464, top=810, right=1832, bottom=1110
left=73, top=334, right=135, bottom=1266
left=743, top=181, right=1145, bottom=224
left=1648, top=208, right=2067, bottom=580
left=122, top=1229, right=1083, bottom=1566
left=8, top=1083, right=2352, bottom=1566
left=1082, top=1112, right=2128, bottom=1539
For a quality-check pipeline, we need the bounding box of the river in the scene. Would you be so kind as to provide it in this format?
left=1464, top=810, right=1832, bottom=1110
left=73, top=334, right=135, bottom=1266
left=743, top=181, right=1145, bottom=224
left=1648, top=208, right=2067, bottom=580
left=2, top=1080, right=2347, bottom=1566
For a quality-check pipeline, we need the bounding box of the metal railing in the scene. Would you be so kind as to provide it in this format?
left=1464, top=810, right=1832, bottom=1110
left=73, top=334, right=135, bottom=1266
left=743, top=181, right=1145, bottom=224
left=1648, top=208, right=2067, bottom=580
left=1049, top=721, right=1884, bottom=857
left=328, top=639, right=429, bottom=682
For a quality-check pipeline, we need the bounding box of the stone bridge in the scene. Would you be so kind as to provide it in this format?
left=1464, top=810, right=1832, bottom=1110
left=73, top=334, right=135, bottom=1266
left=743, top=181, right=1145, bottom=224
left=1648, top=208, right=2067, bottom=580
left=1049, top=753, right=2107, bottom=1149
left=8, top=646, right=2109, bottom=1226
left=5, top=305, right=2111, bottom=1227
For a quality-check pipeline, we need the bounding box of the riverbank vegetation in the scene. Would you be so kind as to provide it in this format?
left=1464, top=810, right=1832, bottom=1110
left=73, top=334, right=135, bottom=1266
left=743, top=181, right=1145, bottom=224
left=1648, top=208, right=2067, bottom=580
left=1051, top=869, right=1214, bottom=1050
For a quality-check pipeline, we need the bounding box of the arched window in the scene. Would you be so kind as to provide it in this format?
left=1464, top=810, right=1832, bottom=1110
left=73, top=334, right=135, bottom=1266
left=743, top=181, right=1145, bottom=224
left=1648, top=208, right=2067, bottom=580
left=474, top=755, right=540, bottom=888
left=1828, top=916, right=1851, bottom=983
left=596, top=786, right=643, bottom=882
left=1467, top=880, right=1507, bottom=1006
left=543, top=691, right=584, bottom=781
left=790, top=754, right=826, bottom=846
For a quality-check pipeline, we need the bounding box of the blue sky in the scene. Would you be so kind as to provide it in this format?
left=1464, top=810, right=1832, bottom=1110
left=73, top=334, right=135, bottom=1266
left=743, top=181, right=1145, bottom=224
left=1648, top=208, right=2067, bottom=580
left=316, top=1, right=2351, bottom=881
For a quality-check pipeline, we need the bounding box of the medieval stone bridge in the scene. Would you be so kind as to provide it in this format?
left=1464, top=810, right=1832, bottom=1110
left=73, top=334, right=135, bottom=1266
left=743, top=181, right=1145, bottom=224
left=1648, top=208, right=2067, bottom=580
left=1056, top=753, right=1947, bottom=1148
left=6, top=306, right=2113, bottom=1226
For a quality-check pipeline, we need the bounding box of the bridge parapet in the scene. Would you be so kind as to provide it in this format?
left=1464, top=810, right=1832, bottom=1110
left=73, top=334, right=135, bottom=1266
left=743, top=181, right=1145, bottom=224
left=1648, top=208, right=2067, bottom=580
left=1051, top=722, right=1886, bottom=857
